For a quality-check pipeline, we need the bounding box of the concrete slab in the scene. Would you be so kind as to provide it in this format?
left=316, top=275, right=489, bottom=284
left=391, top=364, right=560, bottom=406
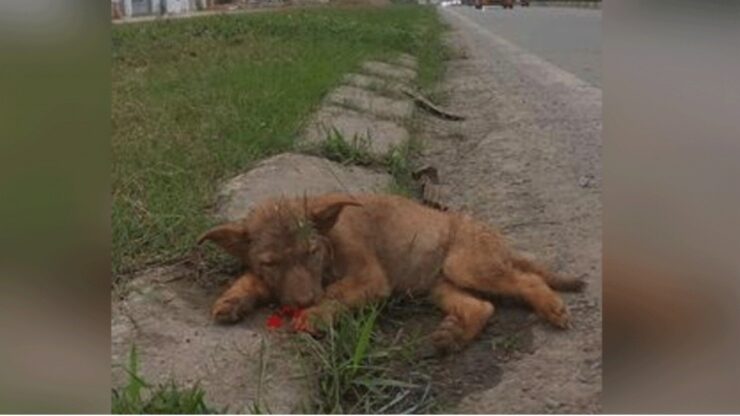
left=111, top=266, right=309, bottom=413
left=395, top=53, right=419, bottom=70
left=215, top=153, right=393, bottom=222
left=302, top=106, right=409, bottom=157
left=343, top=73, right=406, bottom=97
left=362, top=61, right=417, bottom=82
left=327, top=85, right=414, bottom=121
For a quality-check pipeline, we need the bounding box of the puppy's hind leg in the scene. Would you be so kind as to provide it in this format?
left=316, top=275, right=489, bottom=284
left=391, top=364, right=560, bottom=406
left=510, top=254, right=586, bottom=292
left=443, top=252, right=570, bottom=329
left=504, top=272, right=570, bottom=328
left=429, top=280, right=495, bottom=354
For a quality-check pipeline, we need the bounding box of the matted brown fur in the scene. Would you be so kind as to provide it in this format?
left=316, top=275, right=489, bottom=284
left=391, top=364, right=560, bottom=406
left=199, top=193, right=583, bottom=353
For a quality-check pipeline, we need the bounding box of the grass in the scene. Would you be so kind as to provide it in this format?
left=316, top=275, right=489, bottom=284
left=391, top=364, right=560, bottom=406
left=319, top=128, right=376, bottom=166
left=312, top=127, right=422, bottom=197
left=384, top=140, right=420, bottom=197
left=112, top=5, right=448, bottom=274
left=112, top=346, right=220, bottom=414
left=294, top=303, right=437, bottom=413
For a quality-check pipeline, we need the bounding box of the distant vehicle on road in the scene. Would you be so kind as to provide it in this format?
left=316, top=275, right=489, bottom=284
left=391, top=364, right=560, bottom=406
left=520, top=0, right=530, bottom=6
left=476, top=0, right=514, bottom=8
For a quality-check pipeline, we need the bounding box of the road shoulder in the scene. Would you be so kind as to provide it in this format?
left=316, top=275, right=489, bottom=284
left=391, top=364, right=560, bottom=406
left=412, top=8, right=602, bottom=412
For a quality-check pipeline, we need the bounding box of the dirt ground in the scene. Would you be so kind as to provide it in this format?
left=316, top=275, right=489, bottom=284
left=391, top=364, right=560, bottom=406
left=404, top=10, right=602, bottom=413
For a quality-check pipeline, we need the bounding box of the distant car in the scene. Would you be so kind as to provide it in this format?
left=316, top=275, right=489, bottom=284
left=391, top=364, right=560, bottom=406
left=520, top=0, right=530, bottom=6
left=482, top=0, right=514, bottom=8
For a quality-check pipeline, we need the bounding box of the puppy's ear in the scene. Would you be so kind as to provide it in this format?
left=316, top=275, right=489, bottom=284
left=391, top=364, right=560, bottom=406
left=197, top=221, right=250, bottom=258
left=310, top=196, right=362, bottom=234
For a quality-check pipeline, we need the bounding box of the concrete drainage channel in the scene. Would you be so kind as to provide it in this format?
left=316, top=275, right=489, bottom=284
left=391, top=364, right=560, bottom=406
left=112, top=54, right=420, bottom=412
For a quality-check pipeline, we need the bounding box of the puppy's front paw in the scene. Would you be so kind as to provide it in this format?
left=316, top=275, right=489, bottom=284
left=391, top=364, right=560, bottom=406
left=211, top=296, right=253, bottom=323
left=292, top=306, right=331, bottom=335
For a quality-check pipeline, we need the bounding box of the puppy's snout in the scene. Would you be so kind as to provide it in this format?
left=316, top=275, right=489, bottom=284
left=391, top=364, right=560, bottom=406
left=282, top=268, right=322, bottom=307
left=291, top=291, right=315, bottom=308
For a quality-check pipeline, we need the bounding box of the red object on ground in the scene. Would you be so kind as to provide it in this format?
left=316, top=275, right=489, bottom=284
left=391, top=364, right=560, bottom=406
left=266, top=314, right=283, bottom=330
left=265, top=306, right=304, bottom=330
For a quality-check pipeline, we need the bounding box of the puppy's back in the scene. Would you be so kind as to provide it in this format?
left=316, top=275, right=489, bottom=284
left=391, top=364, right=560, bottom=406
left=328, top=194, right=454, bottom=293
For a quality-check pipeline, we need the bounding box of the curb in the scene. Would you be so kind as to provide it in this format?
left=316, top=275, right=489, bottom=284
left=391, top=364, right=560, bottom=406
left=298, top=54, right=419, bottom=159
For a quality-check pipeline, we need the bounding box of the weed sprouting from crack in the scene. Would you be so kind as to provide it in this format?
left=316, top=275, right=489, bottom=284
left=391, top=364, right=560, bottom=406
left=317, top=128, right=422, bottom=198
left=319, top=128, right=376, bottom=166
left=384, top=138, right=422, bottom=198
left=112, top=345, right=221, bottom=414
left=291, top=303, right=438, bottom=414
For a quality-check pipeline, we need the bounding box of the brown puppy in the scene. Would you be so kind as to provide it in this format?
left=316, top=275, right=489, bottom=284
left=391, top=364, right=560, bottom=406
left=199, top=193, right=583, bottom=353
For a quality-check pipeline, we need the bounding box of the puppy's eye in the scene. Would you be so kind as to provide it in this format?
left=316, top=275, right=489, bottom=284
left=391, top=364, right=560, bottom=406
left=261, top=260, right=278, bottom=268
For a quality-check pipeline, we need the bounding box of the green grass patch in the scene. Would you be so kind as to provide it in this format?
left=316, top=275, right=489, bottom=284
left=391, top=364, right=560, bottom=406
left=310, top=127, right=422, bottom=198
left=113, top=346, right=221, bottom=414
left=384, top=140, right=421, bottom=198
left=294, top=303, right=437, bottom=413
left=319, top=128, right=376, bottom=166
left=113, top=5, right=447, bottom=274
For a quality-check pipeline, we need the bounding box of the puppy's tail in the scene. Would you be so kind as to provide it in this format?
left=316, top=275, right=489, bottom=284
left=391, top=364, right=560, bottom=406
left=510, top=254, right=586, bottom=292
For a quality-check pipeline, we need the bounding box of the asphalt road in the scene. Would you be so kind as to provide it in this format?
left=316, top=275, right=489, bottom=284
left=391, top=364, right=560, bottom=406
left=421, top=6, right=603, bottom=412
left=445, top=5, right=602, bottom=87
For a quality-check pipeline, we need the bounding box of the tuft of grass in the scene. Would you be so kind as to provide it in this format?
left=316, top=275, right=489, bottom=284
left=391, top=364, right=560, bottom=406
left=385, top=139, right=421, bottom=198
left=294, top=304, right=437, bottom=414
left=315, top=128, right=422, bottom=198
left=319, top=128, right=376, bottom=166
left=112, top=346, right=220, bottom=414
left=113, top=5, right=447, bottom=275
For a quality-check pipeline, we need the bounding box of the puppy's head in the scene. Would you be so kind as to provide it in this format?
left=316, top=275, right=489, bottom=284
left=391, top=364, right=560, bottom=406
left=198, top=195, right=360, bottom=308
